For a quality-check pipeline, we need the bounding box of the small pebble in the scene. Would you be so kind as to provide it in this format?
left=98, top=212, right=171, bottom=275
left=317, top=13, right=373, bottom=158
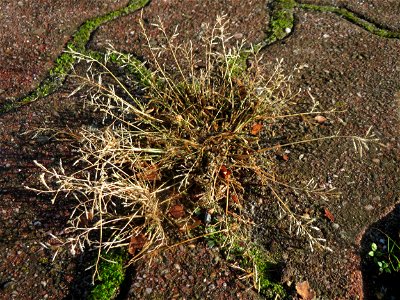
left=3, top=281, right=15, bottom=289
left=33, top=220, right=42, bottom=227
left=364, top=205, right=374, bottom=211
left=332, top=223, right=340, bottom=230
left=204, top=212, right=212, bottom=224
left=372, top=196, right=381, bottom=202
left=285, top=27, right=291, bottom=34
left=145, top=287, right=152, bottom=294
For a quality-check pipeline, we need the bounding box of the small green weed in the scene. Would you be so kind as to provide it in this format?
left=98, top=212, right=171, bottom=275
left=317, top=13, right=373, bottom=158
left=204, top=224, right=286, bottom=299
left=369, top=234, right=400, bottom=274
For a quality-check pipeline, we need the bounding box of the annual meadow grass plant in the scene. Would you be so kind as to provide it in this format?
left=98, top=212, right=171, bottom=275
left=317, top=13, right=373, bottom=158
left=31, top=16, right=378, bottom=290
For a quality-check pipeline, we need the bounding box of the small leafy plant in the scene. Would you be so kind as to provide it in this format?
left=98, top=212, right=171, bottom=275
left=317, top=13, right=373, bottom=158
left=369, top=234, right=400, bottom=274
left=204, top=226, right=286, bottom=299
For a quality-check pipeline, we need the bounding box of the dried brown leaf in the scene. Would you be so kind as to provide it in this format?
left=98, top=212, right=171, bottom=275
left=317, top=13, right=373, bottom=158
left=137, top=164, right=161, bottom=181
left=324, top=208, right=335, bottom=222
left=128, top=234, right=146, bottom=255
left=231, top=194, right=239, bottom=204
left=169, top=204, right=185, bottom=219
left=250, top=123, right=263, bottom=135
left=296, top=280, right=316, bottom=300
left=86, top=211, right=93, bottom=221
left=219, top=165, right=232, bottom=180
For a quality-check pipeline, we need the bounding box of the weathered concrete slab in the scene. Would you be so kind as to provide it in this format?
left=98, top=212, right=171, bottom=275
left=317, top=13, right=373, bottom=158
left=90, top=0, right=268, bottom=55
left=0, top=0, right=129, bottom=99
left=299, top=0, right=400, bottom=31
left=257, top=8, right=400, bottom=297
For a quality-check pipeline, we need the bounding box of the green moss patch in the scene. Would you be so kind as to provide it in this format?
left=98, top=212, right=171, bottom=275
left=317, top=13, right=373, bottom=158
left=263, top=0, right=297, bottom=46
left=251, top=248, right=287, bottom=299
left=89, top=250, right=127, bottom=300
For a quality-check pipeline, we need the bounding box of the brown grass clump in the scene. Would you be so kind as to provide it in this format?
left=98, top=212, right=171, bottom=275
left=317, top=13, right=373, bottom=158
left=31, top=16, right=378, bottom=283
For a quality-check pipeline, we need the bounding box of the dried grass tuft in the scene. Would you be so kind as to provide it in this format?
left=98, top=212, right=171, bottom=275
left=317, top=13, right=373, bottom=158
left=30, top=16, right=380, bottom=282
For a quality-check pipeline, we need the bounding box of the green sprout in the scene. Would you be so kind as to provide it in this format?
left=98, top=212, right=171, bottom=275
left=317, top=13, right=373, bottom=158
left=369, top=234, right=400, bottom=274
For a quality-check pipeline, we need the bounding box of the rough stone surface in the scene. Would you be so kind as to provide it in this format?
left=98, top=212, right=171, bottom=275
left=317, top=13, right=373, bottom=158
left=0, top=0, right=128, bottom=99
left=299, top=0, right=400, bottom=31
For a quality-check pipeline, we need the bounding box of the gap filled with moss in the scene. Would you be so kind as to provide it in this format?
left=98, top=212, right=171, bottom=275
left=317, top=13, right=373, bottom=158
left=88, top=250, right=127, bottom=300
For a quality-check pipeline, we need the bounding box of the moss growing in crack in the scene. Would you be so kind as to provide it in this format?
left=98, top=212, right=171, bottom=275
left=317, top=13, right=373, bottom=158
left=71, top=0, right=150, bottom=51
left=82, top=49, right=153, bottom=88
left=109, top=51, right=153, bottom=87
left=251, top=248, right=286, bottom=299
left=50, top=52, right=75, bottom=76
left=299, top=3, right=400, bottom=39
left=204, top=226, right=286, bottom=299
left=264, top=0, right=297, bottom=46
left=89, top=249, right=127, bottom=300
